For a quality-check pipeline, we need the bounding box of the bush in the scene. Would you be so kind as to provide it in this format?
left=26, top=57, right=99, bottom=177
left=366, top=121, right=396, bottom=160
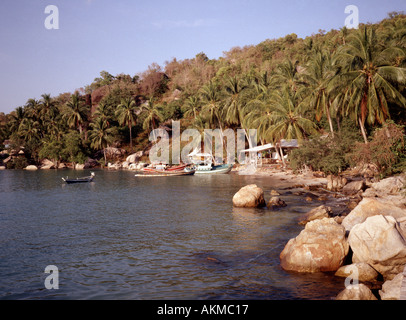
left=348, top=121, right=405, bottom=177
left=290, top=129, right=360, bottom=175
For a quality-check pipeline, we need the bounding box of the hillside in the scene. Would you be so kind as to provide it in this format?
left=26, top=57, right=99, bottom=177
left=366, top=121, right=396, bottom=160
left=0, top=12, right=405, bottom=175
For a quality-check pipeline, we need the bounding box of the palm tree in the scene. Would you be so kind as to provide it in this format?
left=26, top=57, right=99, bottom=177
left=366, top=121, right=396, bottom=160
left=183, top=95, right=201, bottom=119
left=223, top=76, right=249, bottom=127
left=18, top=118, right=40, bottom=143
left=62, top=93, right=87, bottom=136
left=304, top=49, right=337, bottom=136
left=94, top=102, right=113, bottom=127
left=334, top=26, right=406, bottom=143
left=271, top=59, right=306, bottom=92
left=140, top=98, right=164, bottom=141
left=115, top=97, right=137, bottom=152
left=199, top=81, right=224, bottom=130
left=89, top=117, right=114, bottom=165
left=265, top=87, right=318, bottom=166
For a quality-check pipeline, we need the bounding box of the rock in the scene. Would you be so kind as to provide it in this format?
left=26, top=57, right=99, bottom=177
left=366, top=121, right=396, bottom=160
left=379, top=273, right=404, bottom=300
left=342, top=198, right=406, bottom=232
left=126, top=151, right=144, bottom=163
left=84, top=158, right=99, bottom=169
left=0, top=166, right=5, bottom=170
left=327, top=175, right=347, bottom=191
left=342, top=180, right=366, bottom=195
left=280, top=218, right=349, bottom=273
left=41, top=159, right=56, bottom=170
left=336, top=284, right=378, bottom=300
left=298, top=205, right=332, bottom=225
left=363, top=175, right=406, bottom=197
left=270, top=190, right=280, bottom=196
left=267, top=196, right=286, bottom=209
left=75, top=163, right=85, bottom=170
left=348, top=215, right=406, bottom=280
left=335, top=262, right=379, bottom=282
left=232, top=184, right=266, bottom=208
left=108, top=162, right=122, bottom=169
left=122, top=161, right=130, bottom=169
left=25, top=165, right=38, bottom=170
left=58, top=163, right=67, bottom=169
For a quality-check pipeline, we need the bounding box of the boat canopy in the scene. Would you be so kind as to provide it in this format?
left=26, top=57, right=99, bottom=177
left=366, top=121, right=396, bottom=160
left=239, top=139, right=298, bottom=153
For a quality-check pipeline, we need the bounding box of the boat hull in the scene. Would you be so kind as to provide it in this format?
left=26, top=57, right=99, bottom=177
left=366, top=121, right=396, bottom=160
left=194, top=164, right=233, bottom=174
left=135, top=168, right=195, bottom=177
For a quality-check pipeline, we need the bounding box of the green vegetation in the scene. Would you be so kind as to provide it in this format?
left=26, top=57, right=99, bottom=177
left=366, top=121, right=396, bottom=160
left=0, top=13, right=405, bottom=177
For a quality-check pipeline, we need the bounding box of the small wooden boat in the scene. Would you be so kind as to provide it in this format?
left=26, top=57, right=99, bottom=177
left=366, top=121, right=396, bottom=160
left=62, top=172, right=95, bottom=184
left=135, top=167, right=195, bottom=177
left=188, top=149, right=233, bottom=175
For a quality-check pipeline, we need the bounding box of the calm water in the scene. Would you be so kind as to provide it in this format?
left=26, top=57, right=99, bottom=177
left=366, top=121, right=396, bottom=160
left=0, top=169, right=345, bottom=300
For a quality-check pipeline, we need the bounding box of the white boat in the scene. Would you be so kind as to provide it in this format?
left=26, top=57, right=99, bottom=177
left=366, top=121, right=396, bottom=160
left=188, top=148, right=233, bottom=174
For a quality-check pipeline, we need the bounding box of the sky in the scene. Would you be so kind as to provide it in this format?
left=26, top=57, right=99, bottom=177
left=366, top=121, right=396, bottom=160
left=0, top=0, right=405, bottom=114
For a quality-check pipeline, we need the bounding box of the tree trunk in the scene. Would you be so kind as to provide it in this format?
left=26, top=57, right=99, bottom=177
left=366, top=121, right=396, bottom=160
left=278, top=141, right=286, bottom=168
left=359, top=117, right=368, bottom=144
left=129, top=120, right=133, bottom=153
left=326, top=102, right=334, bottom=138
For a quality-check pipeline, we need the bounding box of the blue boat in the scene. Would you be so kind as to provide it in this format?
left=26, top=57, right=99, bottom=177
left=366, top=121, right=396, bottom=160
left=188, top=149, right=233, bottom=174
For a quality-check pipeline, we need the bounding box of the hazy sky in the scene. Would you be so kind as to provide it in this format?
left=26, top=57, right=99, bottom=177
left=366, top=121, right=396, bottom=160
left=0, top=0, right=405, bottom=114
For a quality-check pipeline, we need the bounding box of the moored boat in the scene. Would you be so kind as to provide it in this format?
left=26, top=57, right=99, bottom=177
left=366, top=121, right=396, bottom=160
left=188, top=148, right=233, bottom=174
left=62, top=172, right=95, bottom=184
left=135, top=167, right=195, bottom=177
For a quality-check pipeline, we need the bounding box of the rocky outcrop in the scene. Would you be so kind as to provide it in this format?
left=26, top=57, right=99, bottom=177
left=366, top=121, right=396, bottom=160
left=126, top=151, right=144, bottom=164
left=40, top=159, right=56, bottom=170
left=232, top=184, right=266, bottom=208
left=298, top=205, right=332, bottom=225
left=336, top=284, right=378, bottom=300
left=363, top=175, right=406, bottom=198
left=280, top=218, right=349, bottom=273
left=348, top=215, right=406, bottom=280
left=379, top=273, right=404, bottom=300
left=342, top=197, right=406, bottom=231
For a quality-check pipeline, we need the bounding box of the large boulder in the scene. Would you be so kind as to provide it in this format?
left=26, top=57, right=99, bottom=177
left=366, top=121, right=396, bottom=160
left=126, top=151, right=144, bottom=164
left=379, top=273, right=404, bottom=300
left=25, top=165, right=38, bottom=171
left=348, top=215, right=406, bottom=280
left=336, top=284, right=377, bottom=300
left=335, top=262, right=379, bottom=282
left=342, top=197, right=406, bottom=232
left=280, top=218, right=349, bottom=273
left=363, top=175, right=406, bottom=198
left=342, top=180, right=366, bottom=195
left=232, top=184, right=266, bottom=208
left=298, top=205, right=332, bottom=225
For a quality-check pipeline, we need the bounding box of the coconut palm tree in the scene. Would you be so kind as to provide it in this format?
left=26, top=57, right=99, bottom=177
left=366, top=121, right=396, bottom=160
left=63, top=93, right=88, bottom=136
left=304, top=49, right=337, bottom=136
left=333, top=26, right=406, bottom=143
left=183, top=95, right=201, bottom=119
left=223, top=76, right=249, bottom=127
left=115, top=97, right=137, bottom=152
left=199, top=81, right=224, bottom=130
left=265, top=87, right=318, bottom=166
left=140, top=98, right=164, bottom=141
left=89, top=117, right=114, bottom=165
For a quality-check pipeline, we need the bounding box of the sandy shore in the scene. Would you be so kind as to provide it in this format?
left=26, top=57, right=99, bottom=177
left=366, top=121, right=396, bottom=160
left=231, top=165, right=328, bottom=189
